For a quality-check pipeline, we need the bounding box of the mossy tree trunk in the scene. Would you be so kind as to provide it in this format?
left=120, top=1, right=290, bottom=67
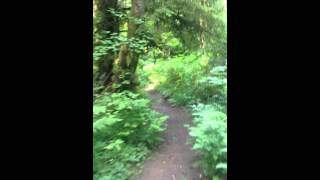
left=94, top=0, right=119, bottom=89
left=93, top=0, right=145, bottom=92
left=112, top=0, right=144, bottom=91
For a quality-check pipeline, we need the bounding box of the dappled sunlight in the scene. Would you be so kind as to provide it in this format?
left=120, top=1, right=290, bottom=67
left=144, top=83, right=155, bottom=92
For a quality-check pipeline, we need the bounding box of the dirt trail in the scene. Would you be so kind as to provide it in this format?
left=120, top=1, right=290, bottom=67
left=136, top=90, right=205, bottom=180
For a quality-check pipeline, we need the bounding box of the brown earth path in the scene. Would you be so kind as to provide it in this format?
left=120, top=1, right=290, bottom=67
left=135, top=90, right=207, bottom=180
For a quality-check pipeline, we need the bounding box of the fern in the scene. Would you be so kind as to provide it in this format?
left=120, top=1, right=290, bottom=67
left=188, top=104, right=227, bottom=178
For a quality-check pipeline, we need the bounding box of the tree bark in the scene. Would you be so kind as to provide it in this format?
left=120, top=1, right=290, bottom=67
left=113, top=0, right=144, bottom=91
left=94, top=0, right=119, bottom=89
left=199, top=0, right=208, bottom=49
left=95, top=0, right=119, bottom=33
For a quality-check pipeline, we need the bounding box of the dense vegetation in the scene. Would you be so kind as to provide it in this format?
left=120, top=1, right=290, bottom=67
left=93, top=0, right=227, bottom=179
left=93, top=91, right=167, bottom=179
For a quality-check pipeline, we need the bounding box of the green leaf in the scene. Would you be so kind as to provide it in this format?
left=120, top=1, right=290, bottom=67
left=93, top=106, right=105, bottom=115
left=104, top=139, right=124, bottom=150
left=216, top=163, right=227, bottom=169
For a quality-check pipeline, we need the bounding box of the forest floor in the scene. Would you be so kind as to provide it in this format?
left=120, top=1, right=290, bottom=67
left=135, top=90, right=206, bottom=180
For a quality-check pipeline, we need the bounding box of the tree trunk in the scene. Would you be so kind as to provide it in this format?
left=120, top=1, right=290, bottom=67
left=94, top=0, right=119, bottom=90
left=95, top=0, right=119, bottom=33
left=199, top=0, right=208, bottom=49
left=113, top=0, right=144, bottom=91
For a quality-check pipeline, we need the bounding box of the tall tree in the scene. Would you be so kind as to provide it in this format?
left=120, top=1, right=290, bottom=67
left=93, top=0, right=119, bottom=88
left=112, top=0, right=145, bottom=91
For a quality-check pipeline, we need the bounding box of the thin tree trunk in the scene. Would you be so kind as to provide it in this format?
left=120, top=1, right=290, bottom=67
left=199, top=0, right=208, bottom=49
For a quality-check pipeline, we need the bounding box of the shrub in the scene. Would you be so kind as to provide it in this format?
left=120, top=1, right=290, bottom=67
left=148, top=53, right=207, bottom=105
left=198, top=65, right=227, bottom=110
left=187, top=104, right=227, bottom=179
left=93, top=91, right=168, bottom=180
left=145, top=53, right=226, bottom=107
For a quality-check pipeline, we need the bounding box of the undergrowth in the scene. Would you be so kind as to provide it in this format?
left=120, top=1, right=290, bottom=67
left=93, top=91, right=168, bottom=180
left=141, top=53, right=226, bottom=107
left=187, top=104, right=227, bottom=180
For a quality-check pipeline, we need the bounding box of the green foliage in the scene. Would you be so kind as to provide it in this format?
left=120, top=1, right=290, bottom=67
left=199, top=64, right=227, bottom=110
left=93, top=91, right=168, bottom=179
left=107, top=8, right=128, bottom=19
left=94, top=143, right=150, bottom=180
left=136, top=59, right=153, bottom=87
left=144, top=0, right=227, bottom=52
left=93, top=31, right=150, bottom=62
left=187, top=104, right=227, bottom=179
left=143, top=53, right=226, bottom=107
left=145, top=53, right=204, bottom=105
left=93, top=91, right=167, bottom=145
left=145, top=32, right=185, bottom=59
